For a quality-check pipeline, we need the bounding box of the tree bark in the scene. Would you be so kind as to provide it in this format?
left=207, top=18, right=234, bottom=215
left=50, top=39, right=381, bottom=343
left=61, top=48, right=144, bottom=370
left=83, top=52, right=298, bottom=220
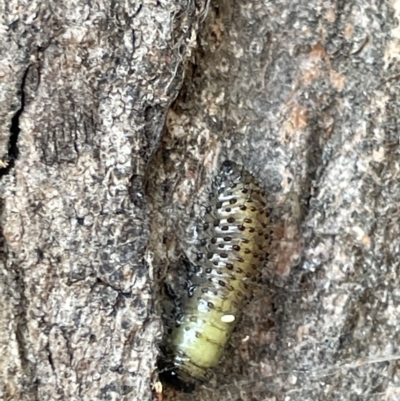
left=0, top=1, right=200, bottom=400
left=2, top=1, right=400, bottom=401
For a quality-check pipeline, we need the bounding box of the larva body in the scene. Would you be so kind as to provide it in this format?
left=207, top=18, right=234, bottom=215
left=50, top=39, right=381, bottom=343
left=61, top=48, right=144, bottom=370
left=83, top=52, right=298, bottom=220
left=165, top=160, right=269, bottom=383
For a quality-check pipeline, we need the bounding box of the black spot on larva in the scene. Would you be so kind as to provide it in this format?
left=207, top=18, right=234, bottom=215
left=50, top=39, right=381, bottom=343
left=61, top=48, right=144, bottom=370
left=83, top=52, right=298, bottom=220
left=164, top=160, right=270, bottom=384
left=188, top=285, right=196, bottom=297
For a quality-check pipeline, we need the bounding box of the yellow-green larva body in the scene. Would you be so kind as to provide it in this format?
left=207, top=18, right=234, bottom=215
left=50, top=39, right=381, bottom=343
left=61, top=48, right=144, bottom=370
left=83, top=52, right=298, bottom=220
left=166, top=160, right=269, bottom=383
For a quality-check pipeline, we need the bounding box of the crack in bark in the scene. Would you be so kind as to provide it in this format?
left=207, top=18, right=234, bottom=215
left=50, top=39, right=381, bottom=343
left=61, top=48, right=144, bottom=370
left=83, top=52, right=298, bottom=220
left=0, top=65, right=30, bottom=177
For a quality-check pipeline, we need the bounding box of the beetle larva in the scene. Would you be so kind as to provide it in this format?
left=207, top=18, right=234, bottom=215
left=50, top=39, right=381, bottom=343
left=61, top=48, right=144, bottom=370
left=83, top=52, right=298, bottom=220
left=164, top=160, right=269, bottom=385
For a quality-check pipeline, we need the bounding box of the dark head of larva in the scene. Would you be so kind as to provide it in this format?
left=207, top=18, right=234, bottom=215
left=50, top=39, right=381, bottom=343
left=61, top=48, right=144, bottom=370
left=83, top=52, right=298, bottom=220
left=213, top=160, right=243, bottom=188
left=220, top=160, right=235, bottom=173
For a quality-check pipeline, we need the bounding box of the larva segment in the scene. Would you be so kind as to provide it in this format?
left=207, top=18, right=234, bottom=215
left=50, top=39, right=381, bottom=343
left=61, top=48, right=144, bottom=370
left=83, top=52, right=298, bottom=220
left=165, top=160, right=269, bottom=383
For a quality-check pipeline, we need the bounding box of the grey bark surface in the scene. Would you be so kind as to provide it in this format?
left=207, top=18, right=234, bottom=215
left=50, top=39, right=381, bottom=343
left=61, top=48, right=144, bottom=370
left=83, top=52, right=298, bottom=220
left=1, top=1, right=400, bottom=401
left=0, top=1, right=200, bottom=400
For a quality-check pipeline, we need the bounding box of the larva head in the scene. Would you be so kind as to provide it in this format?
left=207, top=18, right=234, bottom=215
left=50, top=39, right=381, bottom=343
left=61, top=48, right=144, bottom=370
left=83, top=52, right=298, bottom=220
left=212, top=160, right=244, bottom=192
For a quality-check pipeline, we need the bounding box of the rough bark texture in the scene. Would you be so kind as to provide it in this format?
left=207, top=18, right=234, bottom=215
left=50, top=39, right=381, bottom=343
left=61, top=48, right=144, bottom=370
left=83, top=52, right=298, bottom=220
left=1, top=0, right=400, bottom=401
left=0, top=1, right=201, bottom=400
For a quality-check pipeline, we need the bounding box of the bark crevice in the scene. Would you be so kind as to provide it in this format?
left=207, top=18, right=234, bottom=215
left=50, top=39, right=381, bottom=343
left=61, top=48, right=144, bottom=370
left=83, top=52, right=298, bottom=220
left=0, top=66, right=30, bottom=177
